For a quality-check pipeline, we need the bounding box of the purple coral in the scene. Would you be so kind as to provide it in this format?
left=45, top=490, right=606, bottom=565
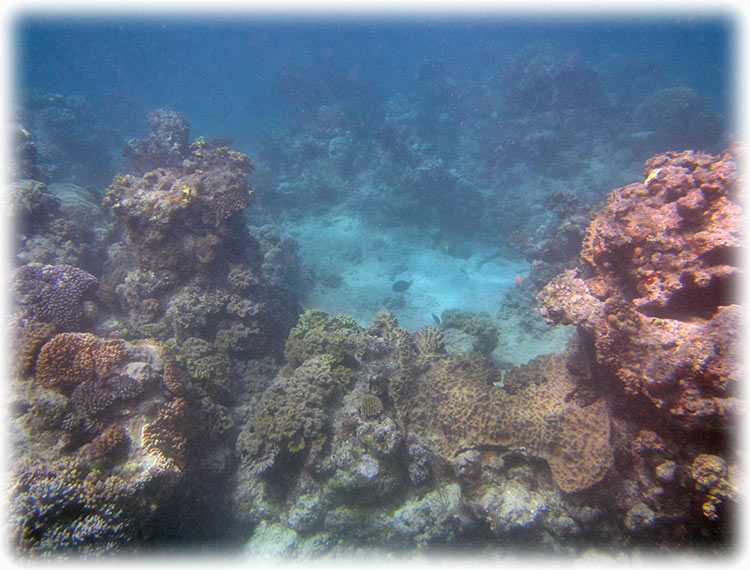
left=12, top=264, right=97, bottom=330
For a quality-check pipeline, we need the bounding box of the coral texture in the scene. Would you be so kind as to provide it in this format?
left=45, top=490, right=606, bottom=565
left=35, top=332, right=128, bottom=392
left=440, top=309, right=499, bottom=355
left=237, top=358, right=338, bottom=474
left=9, top=337, right=201, bottom=555
left=104, top=140, right=253, bottom=273
left=12, top=264, right=98, bottom=331
left=390, top=330, right=613, bottom=493
left=122, top=108, right=191, bottom=174
left=537, top=147, right=741, bottom=429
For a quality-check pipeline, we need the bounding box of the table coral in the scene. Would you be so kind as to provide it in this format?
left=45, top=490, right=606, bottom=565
left=389, top=326, right=613, bottom=493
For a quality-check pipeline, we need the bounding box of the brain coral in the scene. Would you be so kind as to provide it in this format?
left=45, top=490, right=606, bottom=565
left=389, top=329, right=613, bottom=493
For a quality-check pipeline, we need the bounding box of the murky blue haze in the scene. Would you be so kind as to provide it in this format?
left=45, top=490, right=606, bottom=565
left=16, top=16, right=733, bottom=149
left=9, top=11, right=741, bottom=557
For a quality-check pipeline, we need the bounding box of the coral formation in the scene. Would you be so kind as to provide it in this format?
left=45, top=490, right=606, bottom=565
left=439, top=309, right=499, bottom=355
left=538, top=147, right=741, bottom=429
left=12, top=264, right=98, bottom=331
left=237, top=358, right=338, bottom=474
left=8, top=179, right=60, bottom=235
left=9, top=336, right=204, bottom=555
left=536, top=146, right=742, bottom=542
left=359, top=394, right=383, bottom=418
left=14, top=90, right=118, bottom=186
left=122, top=108, right=191, bottom=174
left=34, top=332, right=128, bottom=392
left=390, top=331, right=613, bottom=493
left=104, top=142, right=253, bottom=273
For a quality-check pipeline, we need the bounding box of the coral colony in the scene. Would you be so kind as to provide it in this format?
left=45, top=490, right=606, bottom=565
left=8, top=22, right=741, bottom=557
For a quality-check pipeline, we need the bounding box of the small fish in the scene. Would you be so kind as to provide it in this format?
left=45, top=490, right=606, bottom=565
left=432, top=313, right=441, bottom=325
left=392, top=279, right=413, bottom=293
left=514, top=274, right=523, bottom=284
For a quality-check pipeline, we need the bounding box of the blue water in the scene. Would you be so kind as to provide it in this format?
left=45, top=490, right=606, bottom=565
left=14, top=15, right=734, bottom=149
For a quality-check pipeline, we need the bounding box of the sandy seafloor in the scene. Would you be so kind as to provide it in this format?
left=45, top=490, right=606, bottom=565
left=282, top=210, right=573, bottom=370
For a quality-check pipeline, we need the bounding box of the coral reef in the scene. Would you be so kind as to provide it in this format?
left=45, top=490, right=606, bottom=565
left=631, top=87, right=724, bottom=155
left=35, top=332, right=128, bottom=392
left=537, top=146, right=742, bottom=540
left=439, top=308, right=499, bottom=356
left=15, top=90, right=118, bottom=186
left=232, top=309, right=623, bottom=555
left=8, top=179, right=60, bottom=235
left=104, top=141, right=253, bottom=274
left=390, top=331, right=613, bottom=493
left=9, top=336, right=202, bottom=555
left=538, top=147, right=741, bottom=429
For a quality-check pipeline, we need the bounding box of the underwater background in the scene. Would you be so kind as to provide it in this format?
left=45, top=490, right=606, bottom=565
left=6, top=8, right=743, bottom=561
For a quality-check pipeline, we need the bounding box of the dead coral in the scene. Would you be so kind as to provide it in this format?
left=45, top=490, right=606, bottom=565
left=691, top=454, right=739, bottom=521
left=538, top=147, right=742, bottom=431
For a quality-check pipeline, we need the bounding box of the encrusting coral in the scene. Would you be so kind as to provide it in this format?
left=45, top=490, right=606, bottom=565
left=389, top=326, right=613, bottom=493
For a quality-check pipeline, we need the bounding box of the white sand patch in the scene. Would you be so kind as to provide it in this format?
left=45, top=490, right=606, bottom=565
left=282, top=211, right=571, bottom=367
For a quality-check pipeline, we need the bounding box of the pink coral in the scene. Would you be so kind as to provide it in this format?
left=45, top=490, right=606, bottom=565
left=538, top=147, right=741, bottom=430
